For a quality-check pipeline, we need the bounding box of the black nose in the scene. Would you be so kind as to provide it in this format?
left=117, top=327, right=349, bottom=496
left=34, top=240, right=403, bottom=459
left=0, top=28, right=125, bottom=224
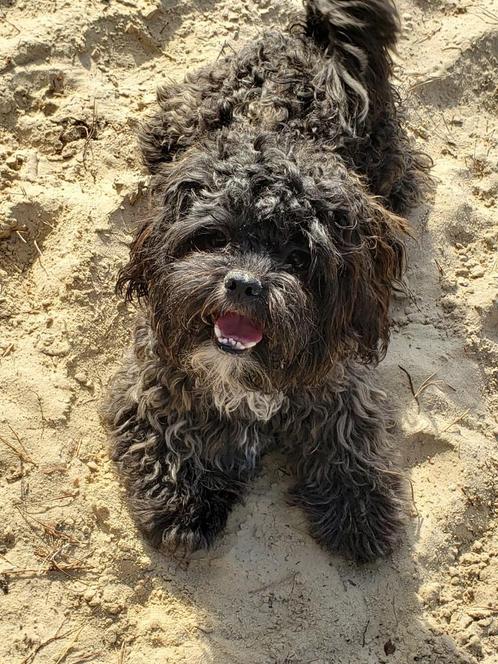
left=224, top=271, right=262, bottom=297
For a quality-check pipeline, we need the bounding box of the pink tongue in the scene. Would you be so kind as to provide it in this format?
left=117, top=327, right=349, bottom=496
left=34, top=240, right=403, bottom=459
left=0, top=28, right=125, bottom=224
left=215, top=313, right=263, bottom=344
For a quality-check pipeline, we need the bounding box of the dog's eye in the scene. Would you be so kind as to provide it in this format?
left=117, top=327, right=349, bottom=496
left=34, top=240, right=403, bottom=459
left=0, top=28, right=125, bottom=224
left=285, top=248, right=310, bottom=272
left=188, top=230, right=228, bottom=252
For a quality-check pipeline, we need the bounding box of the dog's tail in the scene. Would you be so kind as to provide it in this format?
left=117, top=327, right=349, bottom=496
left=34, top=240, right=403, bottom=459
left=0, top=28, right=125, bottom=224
left=302, top=0, right=400, bottom=121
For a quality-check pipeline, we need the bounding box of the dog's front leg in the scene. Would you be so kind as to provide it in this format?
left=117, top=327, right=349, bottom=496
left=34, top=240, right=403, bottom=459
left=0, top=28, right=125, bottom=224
left=111, top=406, right=259, bottom=552
left=288, top=368, right=406, bottom=562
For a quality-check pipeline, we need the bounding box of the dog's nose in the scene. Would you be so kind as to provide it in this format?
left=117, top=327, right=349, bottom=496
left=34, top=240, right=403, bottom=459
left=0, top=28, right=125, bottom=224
left=224, top=271, right=262, bottom=298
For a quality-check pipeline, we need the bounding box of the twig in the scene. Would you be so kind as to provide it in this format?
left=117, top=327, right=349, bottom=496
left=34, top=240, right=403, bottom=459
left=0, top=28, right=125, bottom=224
left=361, top=619, right=370, bottom=647
left=434, top=258, right=445, bottom=276
left=398, top=365, right=419, bottom=409
left=118, top=641, right=127, bottom=664
left=460, top=486, right=477, bottom=506
left=408, top=75, right=443, bottom=92
left=6, top=423, right=34, bottom=460
left=82, top=100, right=98, bottom=174
left=440, top=409, right=470, bottom=433
left=0, top=11, right=20, bottom=34
left=17, top=509, right=81, bottom=544
left=54, top=624, right=85, bottom=664
left=33, top=239, right=49, bottom=277
left=0, top=552, right=16, bottom=567
left=470, top=605, right=498, bottom=614
left=27, top=389, right=46, bottom=443
left=413, top=371, right=439, bottom=399
left=2, top=343, right=14, bottom=357
left=21, top=619, right=69, bottom=664
left=0, top=435, right=37, bottom=466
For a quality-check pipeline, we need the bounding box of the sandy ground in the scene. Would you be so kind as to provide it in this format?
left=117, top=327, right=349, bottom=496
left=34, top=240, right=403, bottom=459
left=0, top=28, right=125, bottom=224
left=0, top=0, right=497, bottom=662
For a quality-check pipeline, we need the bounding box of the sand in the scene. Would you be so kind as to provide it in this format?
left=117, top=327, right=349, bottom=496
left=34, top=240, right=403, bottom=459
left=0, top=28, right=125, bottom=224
left=0, top=0, right=497, bottom=662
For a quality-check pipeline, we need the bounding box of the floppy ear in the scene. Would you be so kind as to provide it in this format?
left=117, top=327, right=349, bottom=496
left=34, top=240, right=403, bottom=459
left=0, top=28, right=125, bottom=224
left=317, top=191, right=407, bottom=366
left=349, top=198, right=406, bottom=362
left=116, top=151, right=217, bottom=302
left=116, top=218, right=153, bottom=302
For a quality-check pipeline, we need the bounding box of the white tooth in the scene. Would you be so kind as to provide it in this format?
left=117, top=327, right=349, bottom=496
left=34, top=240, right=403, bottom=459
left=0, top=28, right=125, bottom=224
left=243, top=339, right=257, bottom=348
left=214, top=323, right=222, bottom=340
left=234, top=341, right=244, bottom=350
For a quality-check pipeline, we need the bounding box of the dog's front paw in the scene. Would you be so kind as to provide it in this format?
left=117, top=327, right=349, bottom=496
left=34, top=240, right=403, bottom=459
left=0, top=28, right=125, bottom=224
left=291, top=484, right=405, bottom=562
left=131, top=492, right=233, bottom=553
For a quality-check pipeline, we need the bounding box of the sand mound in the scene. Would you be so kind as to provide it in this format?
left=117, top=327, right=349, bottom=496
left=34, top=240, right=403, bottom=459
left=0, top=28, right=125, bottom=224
left=1, top=1, right=497, bottom=662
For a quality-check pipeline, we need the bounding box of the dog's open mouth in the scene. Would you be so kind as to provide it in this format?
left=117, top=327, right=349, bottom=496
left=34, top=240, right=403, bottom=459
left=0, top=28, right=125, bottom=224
left=213, top=312, right=263, bottom=354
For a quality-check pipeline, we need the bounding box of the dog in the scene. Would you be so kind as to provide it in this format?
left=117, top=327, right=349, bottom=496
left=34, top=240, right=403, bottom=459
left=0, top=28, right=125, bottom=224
left=105, top=0, right=430, bottom=562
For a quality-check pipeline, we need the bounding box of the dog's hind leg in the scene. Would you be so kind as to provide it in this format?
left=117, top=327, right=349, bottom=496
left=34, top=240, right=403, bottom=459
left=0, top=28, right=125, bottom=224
left=287, top=366, right=406, bottom=562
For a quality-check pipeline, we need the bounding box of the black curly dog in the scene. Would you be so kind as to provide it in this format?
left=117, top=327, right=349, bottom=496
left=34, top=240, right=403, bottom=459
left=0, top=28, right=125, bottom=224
left=105, top=0, right=430, bottom=562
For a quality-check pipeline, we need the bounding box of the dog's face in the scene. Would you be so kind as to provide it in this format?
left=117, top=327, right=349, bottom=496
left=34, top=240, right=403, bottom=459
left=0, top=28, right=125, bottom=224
left=119, top=134, right=405, bottom=392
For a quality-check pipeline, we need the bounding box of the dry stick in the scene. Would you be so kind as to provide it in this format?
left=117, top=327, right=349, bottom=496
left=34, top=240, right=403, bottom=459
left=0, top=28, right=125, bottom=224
left=18, top=509, right=81, bottom=544
left=398, top=365, right=419, bottom=409
left=471, top=605, right=498, bottom=614
left=413, top=371, right=443, bottom=400
left=6, top=423, right=35, bottom=463
left=407, top=75, right=443, bottom=92
left=1, top=343, right=14, bottom=357
left=118, top=641, right=127, bottom=664
left=82, top=99, right=98, bottom=173
left=21, top=619, right=70, bottom=664
left=54, top=624, right=85, bottom=664
left=27, top=388, right=46, bottom=442
left=1, top=567, right=71, bottom=577
left=440, top=409, right=470, bottom=433
left=434, top=258, right=445, bottom=276
left=361, top=619, right=370, bottom=647
left=0, top=11, right=21, bottom=33
left=33, top=239, right=49, bottom=277
left=0, top=435, right=37, bottom=466
left=0, top=552, right=16, bottom=567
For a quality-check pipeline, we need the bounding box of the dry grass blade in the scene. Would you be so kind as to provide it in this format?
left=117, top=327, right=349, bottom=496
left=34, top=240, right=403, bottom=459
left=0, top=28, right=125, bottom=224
left=15, top=506, right=81, bottom=545
left=413, top=371, right=444, bottom=399
left=54, top=623, right=85, bottom=664
left=82, top=99, right=98, bottom=174
left=0, top=435, right=37, bottom=466
left=118, top=641, right=127, bottom=664
left=440, top=409, right=470, bottom=433
left=21, top=619, right=70, bottom=664
left=5, top=424, right=37, bottom=464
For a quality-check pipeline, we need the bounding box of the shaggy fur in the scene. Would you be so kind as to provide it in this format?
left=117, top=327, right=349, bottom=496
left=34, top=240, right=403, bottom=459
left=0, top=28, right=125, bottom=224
left=105, top=0, right=430, bottom=562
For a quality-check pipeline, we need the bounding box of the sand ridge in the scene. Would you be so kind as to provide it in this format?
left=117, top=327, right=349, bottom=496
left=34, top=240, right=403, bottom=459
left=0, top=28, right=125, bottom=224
left=0, top=0, right=497, bottom=662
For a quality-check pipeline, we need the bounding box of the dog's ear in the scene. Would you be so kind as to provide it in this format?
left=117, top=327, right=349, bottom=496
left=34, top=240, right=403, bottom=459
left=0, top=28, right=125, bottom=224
left=348, top=198, right=406, bottom=362
left=116, top=218, right=153, bottom=302
left=116, top=152, right=216, bottom=303
left=317, top=192, right=407, bottom=365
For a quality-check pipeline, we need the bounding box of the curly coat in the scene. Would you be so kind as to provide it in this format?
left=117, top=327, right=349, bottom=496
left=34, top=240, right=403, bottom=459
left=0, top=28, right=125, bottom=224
left=105, top=0, right=430, bottom=562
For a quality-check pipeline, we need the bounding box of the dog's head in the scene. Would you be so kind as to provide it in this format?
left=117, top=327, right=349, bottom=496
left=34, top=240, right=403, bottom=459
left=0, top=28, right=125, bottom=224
left=119, top=132, right=405, bottom=393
